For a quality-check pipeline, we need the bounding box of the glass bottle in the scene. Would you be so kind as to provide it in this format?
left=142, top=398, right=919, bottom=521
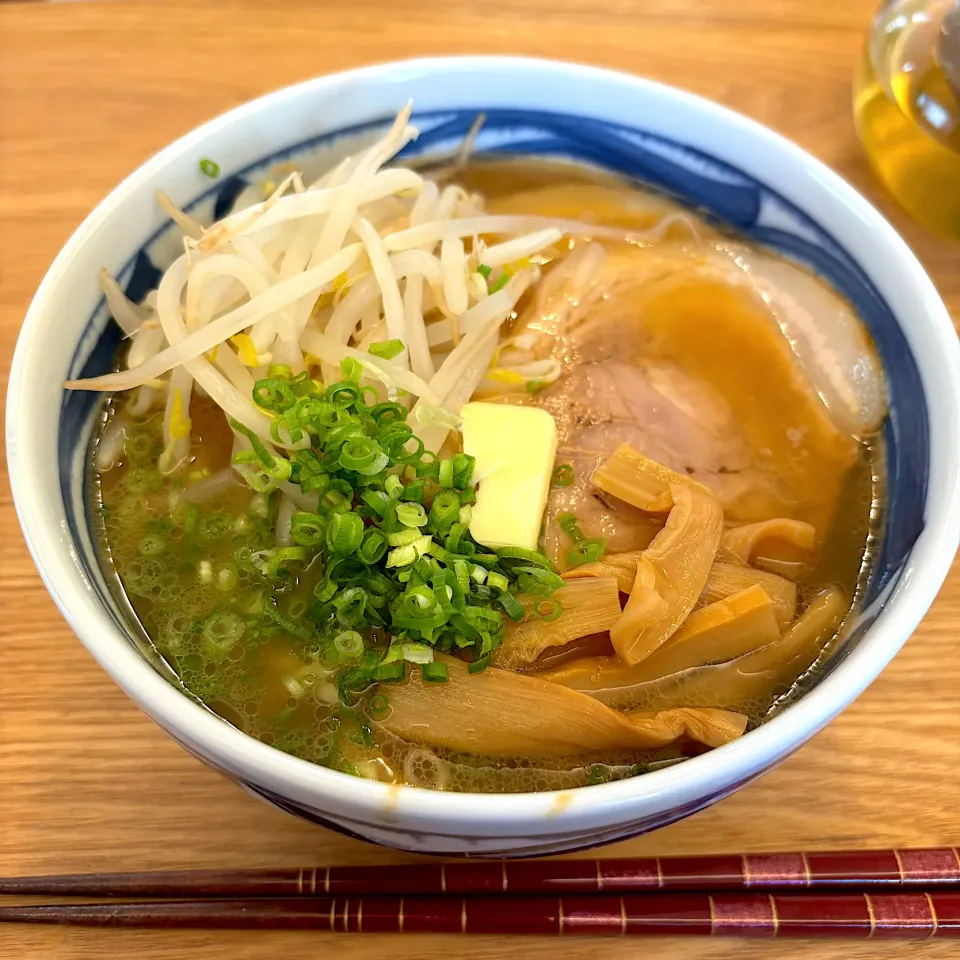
left=854, top=0, right=960, bottom=237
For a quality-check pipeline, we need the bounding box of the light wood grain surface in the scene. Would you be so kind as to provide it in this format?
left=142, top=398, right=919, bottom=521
left=2, top=0, right=960, bottom=957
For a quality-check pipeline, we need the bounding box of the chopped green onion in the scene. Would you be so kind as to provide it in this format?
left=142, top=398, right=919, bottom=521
left=468, top=655, right=491, bottom=674
left=498, top=591, right=526, bottom=621
left=515, top=566, right=565, bottom=594
left=445, top=522, right=467, bottom=553
left=263, top=604, right=314, bottom=640
left=204, top=368, right=579, bottom=682
left=422, top=662, right=449, bottom=683
left=453, top=559, right=471, bottom=593
left=489, top=273, right=509, bottom=294
left=384, top=474, right=404, bottom=499
left=386, top=527, right=424, bottom=547
left=367, top=693, right=390, bottom=718
left=557, top=512, right=585, bottom=543
left=396, top=502, right=427, bottom=528
left=326, top=512, right=364, bottom=555
left=532, top=597, right=564, bottom=622
left=138, top=533, right=165, bottom=557
left=452, top=453, right=475, bottom=486
left=202, top=611, right=244, bottom=658
left=386, top=535, right=432, bottom=567
left=396, top=641, right=435, bottom=663
left=552, top=463, right=575, bottom=487
left=338, top=437, right=381, bottom=471
left=361, top=489, right=389, bottom=516
left=253, top=377, right=296, bottom=412
left=258, top=546, right=307, bottom=580
left=371, top=402, right=406, bottom=425
left=429, top=490, right=460, bottom=530
left=375, top=662, right=406, bottom=683
left=567, top=537, right=607, bottom=567
left=486, top=570, right=509, bottom=592
left=333, top=630, right=365, bottom=660
left=314, top=579, right=338, bottom=603
left=290, top=512, right=326, bottom=548
left=340, top=357, right=363, bottom=382
left=368, top=339, right=405, bottom=360
left=185, top=503, right=200, bottom=539
left=438, top=458, right=454, bottom=488
left=494, top=546, right=555, bottom=570
left=199, top=158, right=220, bottom=178
left=477, top=264, right=492, bottom=279
left=358, top=528, right=388, bottom=564
left=401, top=480, right=425, bottom=503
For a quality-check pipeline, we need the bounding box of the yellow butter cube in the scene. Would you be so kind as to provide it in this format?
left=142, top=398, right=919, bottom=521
left=460, top=402, right=558, bottom=550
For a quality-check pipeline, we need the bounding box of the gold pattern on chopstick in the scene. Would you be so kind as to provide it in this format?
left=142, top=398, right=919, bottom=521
left=297, top=869, right=303, bottom=894
left=596, top=860, right=603, bottom=891
left=768, top=894, right=780, bottom=935
left=864, top=893, right=877, bottom=937
left=343, top=898, right=349, bottom=933
left=328, top=898, right=336, bottom=931
left=440, top=862, right=447, bottom=893
left=461, top=899, right=467, bottom=934
left=799, top=851, right=813, bottom=886
left=502, top=861, right=508, bottom=892
left=707, top=894, right=716, bottom=934
left=619, top=897, right=627, bottom=935
left=310, top=867, right=317, bottom=895
left=558, top=899, right=565, bottom=934
left=399, top=898, right=405, bottom=933
left=324, top=867, right=330, bottom=894
left=893, top=849, right=906, bottom=882
left=358, top=900, right=363, bottom=934
left=655, top=857, right=665, bottom=889
left=925, top=892, right=938, bottom=939
left=742, top=853, right=752, bottom=887
left=951, top=848, right=960, bottom=874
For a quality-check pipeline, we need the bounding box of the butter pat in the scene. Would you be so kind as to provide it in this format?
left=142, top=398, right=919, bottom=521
left=460, top=402, right=558, bottom=550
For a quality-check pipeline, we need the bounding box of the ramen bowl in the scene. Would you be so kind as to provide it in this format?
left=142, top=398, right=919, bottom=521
left=8, top=56, right=960, bottom=855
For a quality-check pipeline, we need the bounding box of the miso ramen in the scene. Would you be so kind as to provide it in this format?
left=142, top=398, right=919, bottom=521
left=78, top=106, right=886, bottom=792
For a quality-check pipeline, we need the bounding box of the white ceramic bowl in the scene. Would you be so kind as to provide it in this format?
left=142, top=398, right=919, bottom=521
left=9, top=57, right=960, bottom=856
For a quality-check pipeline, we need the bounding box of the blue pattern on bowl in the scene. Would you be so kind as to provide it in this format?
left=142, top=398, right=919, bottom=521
left=57, top=107, right=929, bottom=844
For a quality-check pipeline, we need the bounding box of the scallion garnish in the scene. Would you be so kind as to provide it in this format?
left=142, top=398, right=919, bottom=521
left=422, top=662, right=449, bottom=683
left=489, top=273, right=509, bottom=294
left=333, top=630, right=365, bottom=660
left=566, top=537, right=607, bottom=567
left=199, top=158, right=221, bottom=178
left=557, top=512, right=584, bottom=542
left=552, top=463, right=574, bottom=487
left=327, top=512, right=364, bottom=555
left=368, top=339, right=405, bottom=360
left=222, top=368, right=565, bottom=703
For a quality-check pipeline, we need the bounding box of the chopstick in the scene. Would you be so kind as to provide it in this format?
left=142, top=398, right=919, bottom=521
left=5, top=847, right=960, bottom=898
left=2, top=891, right=960, bottom=936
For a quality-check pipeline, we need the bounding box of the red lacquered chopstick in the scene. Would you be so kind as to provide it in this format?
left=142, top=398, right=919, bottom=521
left=4, top=848, right=960, bottom=898
left=1, top=892, right=959, bottom=936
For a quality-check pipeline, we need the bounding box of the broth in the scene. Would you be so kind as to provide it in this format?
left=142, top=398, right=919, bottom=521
left=89, top=153, right=885, bottom=792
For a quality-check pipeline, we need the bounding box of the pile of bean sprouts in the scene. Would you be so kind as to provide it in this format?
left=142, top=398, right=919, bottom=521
left=74, top=105, right=638, bottom=492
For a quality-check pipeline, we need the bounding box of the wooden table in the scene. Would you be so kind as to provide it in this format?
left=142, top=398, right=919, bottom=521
left=2, top=0, right=960, bottom=956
